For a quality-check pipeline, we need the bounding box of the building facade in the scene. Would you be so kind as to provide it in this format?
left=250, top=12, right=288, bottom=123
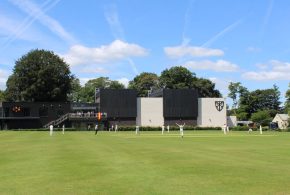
left=197, top=98, right=227, bottom=127
left=0, top=89, right=228, bottom=129
left=0, top=102, right=97, bottom=130
left=272, top=114, right=289, bottom=130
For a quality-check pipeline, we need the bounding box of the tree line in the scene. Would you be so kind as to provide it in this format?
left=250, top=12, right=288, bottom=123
left=228, top=82, right=290, bottom=125
left=0, top=49, right=289, bottom=121
left=0, top=49, right=221, bottom=102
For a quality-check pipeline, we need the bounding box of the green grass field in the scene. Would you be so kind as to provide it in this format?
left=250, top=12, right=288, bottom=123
left=1, top=130, right=290, bottom=195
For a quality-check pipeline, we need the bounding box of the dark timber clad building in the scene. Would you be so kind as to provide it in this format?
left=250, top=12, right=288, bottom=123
left=0, top=89, right=226, bottom=130
left=0, top=102, right=97, bottom=130
left=149, top=89, right=198, bottom=125
left=96, top=89, right=137, bottom=126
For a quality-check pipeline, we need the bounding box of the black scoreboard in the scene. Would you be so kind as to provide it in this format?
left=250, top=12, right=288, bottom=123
left=99, top=89, right=137, bottom=118
left=163, top=89, right=198, bottom=118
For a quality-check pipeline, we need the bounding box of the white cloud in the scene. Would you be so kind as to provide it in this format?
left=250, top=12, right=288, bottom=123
left=271, top=60, right=290, bottom=72
left=164, top=45, right=224, bottom=58
left=184, top=60, right=239, bottom=72
left=62, top=40, right=148, bottom=66
left=242, top=60, right=290, bottom=81
left=117, top=77, right=130, bottom=88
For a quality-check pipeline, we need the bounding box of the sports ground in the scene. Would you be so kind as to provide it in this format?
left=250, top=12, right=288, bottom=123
left=1, top=130, right=290, bottom=194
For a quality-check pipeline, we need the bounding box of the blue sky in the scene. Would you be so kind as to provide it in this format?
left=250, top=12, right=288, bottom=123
left=0, top=0, right=289, bottom=104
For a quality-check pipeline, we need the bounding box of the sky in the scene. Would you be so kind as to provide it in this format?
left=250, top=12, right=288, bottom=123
left=0, top=0, right=289, bottom=105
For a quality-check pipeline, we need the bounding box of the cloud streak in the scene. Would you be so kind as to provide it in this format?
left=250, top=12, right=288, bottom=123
left=202, top=18, right=243, bottom=47
left=104, top=4, right=125, bottom=40
left=182, top=0, right=195, bottom=46
left=1, top=0, right=56, bottom=48
left=8, top=0, right=77, bottom=45
left=104, top=4, right=140, bottom=75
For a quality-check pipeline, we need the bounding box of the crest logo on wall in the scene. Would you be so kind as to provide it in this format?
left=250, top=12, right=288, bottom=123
left=215, top=101, right=224, bottom=112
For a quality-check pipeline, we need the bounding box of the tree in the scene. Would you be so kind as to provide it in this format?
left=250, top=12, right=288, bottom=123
left=245, top=86, right=281, bottom=116
left=250, top=110, right=272, bottom=126
left=228, top=82, right=249, bottom=115
left=235, top=84, right=281, bottom=120
left=68, top=78, right=82, bottom=102
left=285, top=83, right=290, bottom=114
left=159, top=66, right=221, bottom=97
left=193, top=77, right=221, bottom=97
left=228, top=82, right=241, bottom=110
left=79, top=77, right=125, bottom=102
left=5, top=49, right=73, bottom=102
left=159, top=66, right=195, bottom=89
left=236, top=105, right=250, bottom=120
left=0, top=90, right=5, bottom=101
left=109, top=81, right=125, bottom=89
left=5, top=75, right=20, bottom=101
left=128, top=72, right=159, bottom=97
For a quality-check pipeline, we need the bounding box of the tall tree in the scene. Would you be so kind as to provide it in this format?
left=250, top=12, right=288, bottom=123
left=228, top=82, right=241, bottom=110
left=285, top=83, right=290, bottom=114
left=247, top=86, right=281, bottom=115
left=159, top=66, right=221, bottom=97
left=5, top=75, right=20, bottom=101
left=193, top=77, right=221, bottom=97
left=128, top=72, right=159, bottom=97
left=0, top=90, right=5, bottom=101
left=109, top=81, right=126, bottom=89
left=237, top=85, right=281, bottom=119
left=68, top=78, right=82, bottom=102
left=159, top=66, right=194, bottom=89
left=79, top=77, right=125, bottom=102
left=228, top=82, right=249, bottom=112
left=5, top=49, right=73, bottom=102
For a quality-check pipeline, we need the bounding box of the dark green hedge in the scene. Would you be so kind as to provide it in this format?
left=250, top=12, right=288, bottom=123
left=229, top=126, right=273, bottom=131
left=115, top=126, right=222, bottom=131
left=3, top=128, right=78, bottom=131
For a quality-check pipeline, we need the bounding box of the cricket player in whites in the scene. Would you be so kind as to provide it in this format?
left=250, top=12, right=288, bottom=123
left=222, top=124, right=227, bottom=135
left=62, top=124, right=65, bottom=135
left=176, top=123, right=185, bottom=138
left=136, top=125, right=139, bottom=135
left=259, top=125, right=263, bottom=134
left=49, top=124, right=53, bottom=136
left=162, top=125, right=165, bottom=135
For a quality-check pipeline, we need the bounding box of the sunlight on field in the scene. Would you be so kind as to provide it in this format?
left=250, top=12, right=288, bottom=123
left=0, top=130, right=290, bottom=195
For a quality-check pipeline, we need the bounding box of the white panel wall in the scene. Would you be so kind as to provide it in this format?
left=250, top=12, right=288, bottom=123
left=197, top=98, right=227, bottom=127
left=136, top=98, right=164, bottom=126
left=227, top=116, right=237, bottom=127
